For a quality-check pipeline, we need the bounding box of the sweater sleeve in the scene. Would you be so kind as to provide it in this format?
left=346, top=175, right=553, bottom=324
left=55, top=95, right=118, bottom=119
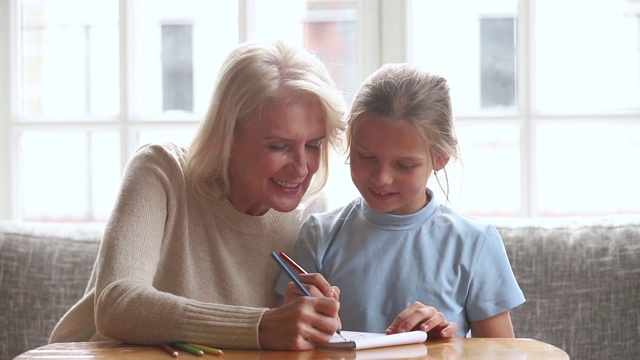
left=92, top=144, right=266, bottom=349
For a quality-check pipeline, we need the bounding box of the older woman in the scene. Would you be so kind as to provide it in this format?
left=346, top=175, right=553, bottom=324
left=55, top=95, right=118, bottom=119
left=50, top=40, right=346, bottom=351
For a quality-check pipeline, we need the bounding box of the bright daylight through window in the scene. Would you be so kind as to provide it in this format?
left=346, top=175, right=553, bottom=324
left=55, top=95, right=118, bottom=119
left=1, top=0, right=639, bottom=222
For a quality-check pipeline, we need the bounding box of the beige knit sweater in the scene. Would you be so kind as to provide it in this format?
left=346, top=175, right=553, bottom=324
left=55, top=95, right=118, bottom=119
left=49, top=143, right=326, bottom=349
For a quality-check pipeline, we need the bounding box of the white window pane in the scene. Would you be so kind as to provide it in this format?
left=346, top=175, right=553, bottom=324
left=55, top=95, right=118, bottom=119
left=137, top=128, right=198, bottom=149
left=305, top=0, right=358, bottom=100
left=161, top=24, right=193, bottom=112
left=254, top=0, right=358, bottom=99
left=412, top=0, right=518, bottom=113
left=325, top=148, right=358, bottom=210
left=20, top=0, right=119, bottom=117
left=20, top=131, right=120, bottom=222
left=439, top=124, right=521, bottom=216
left=537, top=123, right=640, bottom=216
left=130, top=0, right=238, bottom=117
left=536, top=0, right=640, bottom=112
left=91, top=132, right=121, bottom=221
left=254, top=0, right=306, bottom=44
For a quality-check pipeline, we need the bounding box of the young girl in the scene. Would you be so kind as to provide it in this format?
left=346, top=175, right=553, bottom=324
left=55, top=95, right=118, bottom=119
left=277, top=63, right=525, bottom=339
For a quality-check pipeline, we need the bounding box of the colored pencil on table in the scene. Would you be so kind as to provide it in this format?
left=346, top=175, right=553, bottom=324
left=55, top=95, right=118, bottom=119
left=172, top=342, right=204, bottom=356
left=159, top=343, right=179, bottom=358
left=185, top=343, right=224, bottom=356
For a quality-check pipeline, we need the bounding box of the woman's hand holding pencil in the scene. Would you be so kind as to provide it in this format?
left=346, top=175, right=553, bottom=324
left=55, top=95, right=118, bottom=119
left=278, top=252, right=341, bottom=302
left=273, top=252, right=347, bottom=341
left=253, top=252, right=343, bottom=350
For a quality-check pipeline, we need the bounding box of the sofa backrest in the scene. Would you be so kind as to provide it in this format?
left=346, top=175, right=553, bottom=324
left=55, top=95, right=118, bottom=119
left=0, top=221, right=102, bottom=360
left=497, top=216, right=640, bottom=360
left=1, top=217, right=639, bottom=360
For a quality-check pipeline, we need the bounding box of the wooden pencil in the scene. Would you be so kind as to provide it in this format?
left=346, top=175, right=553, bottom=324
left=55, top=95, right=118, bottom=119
left=172, top=342, right=204, bottom=356
left=159, top=343, right=178, bottom=358
left=185, top=343, right=224, bottom=356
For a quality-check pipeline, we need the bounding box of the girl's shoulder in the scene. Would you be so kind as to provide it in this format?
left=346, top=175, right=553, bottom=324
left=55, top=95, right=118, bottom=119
left=433, top=206, right=501, bottom=240
left=309, top=197, right=364, bottom=219
left=299, top=198, right=364, bottom=234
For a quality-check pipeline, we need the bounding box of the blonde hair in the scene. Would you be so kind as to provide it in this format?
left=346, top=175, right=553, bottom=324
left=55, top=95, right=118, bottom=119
left=187, top=40, right=346, bottom=200
left=346, top=63, right=460, bottom=200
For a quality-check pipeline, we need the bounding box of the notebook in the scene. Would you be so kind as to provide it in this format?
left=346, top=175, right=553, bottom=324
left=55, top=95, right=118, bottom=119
left=317, top=330, right=428, bottom=350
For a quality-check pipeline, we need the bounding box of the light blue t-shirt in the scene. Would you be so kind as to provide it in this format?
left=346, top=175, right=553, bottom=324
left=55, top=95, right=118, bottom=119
left=276, top=191, right=525, bottom=337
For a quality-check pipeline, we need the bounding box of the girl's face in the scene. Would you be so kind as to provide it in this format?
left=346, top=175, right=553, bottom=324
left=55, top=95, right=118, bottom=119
left=350, top=117, right=439, bottom=215
left=227, top=95, right=325, bottom=216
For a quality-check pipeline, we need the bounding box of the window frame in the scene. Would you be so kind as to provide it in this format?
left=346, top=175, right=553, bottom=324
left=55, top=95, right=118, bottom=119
left=1, top=0, right=14, bottom=220
left=1, top=0, right=639, bottom=220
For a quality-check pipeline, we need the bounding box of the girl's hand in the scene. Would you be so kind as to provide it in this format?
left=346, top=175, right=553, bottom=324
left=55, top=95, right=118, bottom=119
left=386, top=301, right=458, bottom=338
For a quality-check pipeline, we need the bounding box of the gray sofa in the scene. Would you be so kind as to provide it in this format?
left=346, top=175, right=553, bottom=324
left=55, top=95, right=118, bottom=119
left=1, top=216, right=639, bottom=360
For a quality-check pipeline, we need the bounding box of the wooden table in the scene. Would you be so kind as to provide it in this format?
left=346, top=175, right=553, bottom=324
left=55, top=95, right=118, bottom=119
left=14, top=338, right=569, bottom=359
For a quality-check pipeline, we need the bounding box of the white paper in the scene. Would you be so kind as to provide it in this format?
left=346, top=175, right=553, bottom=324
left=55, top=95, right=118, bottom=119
left=319, top=330, right=428, bottom=350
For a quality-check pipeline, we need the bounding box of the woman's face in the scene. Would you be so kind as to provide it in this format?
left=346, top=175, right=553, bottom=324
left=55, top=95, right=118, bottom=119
left=227, top=95, right=325, bottom=215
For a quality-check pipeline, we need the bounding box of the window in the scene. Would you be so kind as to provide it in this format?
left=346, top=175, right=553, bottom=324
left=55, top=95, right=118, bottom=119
left=479, top=17, right=515, bottom=108
left=412, top=0, right=640, bottom=217
left=1, top=0, right=359, bottom=222
left=19, top=0, right=119, bottom=117
left=1, top=0, right=639, bottom=221
left=161, top=24, right=194, bottom=112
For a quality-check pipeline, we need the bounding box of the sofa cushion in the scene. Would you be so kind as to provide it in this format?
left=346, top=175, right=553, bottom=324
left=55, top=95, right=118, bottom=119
left=0, top=221, right=103, bottom=360
left=1, top=216, right=639, bottom=360
left=497, top=216, right=640, bottom=360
